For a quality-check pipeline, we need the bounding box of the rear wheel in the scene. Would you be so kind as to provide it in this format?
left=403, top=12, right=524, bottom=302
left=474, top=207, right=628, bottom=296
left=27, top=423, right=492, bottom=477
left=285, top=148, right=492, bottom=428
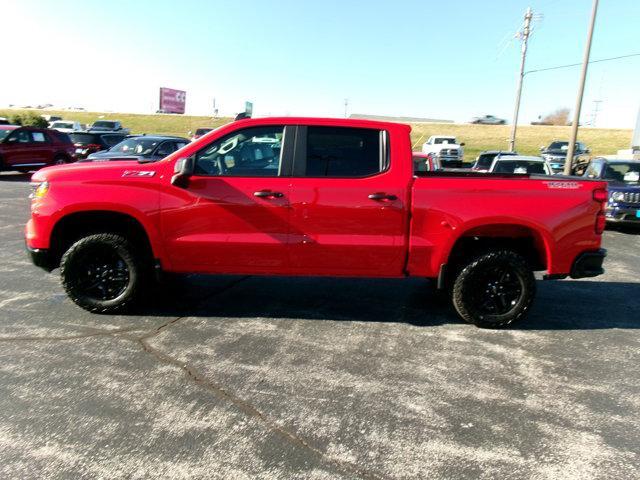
left=452, top=250, right=535, bottom=328
left=53, top=155, right=68, bottom=165
left=60, top=233, right=147, bottom=313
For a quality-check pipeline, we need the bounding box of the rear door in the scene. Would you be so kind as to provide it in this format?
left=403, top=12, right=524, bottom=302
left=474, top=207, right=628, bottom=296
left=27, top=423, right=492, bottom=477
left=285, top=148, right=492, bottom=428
left=160, top=125, right=294, bottom=274
left=287, top=125, right=409, bottom=276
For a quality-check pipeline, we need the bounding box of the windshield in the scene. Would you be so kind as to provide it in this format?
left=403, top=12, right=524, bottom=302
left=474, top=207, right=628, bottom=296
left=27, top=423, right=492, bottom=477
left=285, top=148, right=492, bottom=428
left=51, top=122, right=74, bottom=129
left=547, top=141, right=568, bottom=151
left=434, top=138, right=456, bottom=145
left=69, top=133, right=100, bottom=144
left=0, top=129, right=17, bottom=141
left=109, top=138, right=160, bottom=156
left=602, top=162, right=640, bottom=184
left=93, top=121, right=116, bottom=129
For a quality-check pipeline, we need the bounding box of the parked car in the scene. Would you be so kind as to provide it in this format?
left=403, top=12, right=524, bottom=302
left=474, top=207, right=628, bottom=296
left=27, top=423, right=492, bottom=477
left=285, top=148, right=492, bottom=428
left=584, top=157, right=640, bottom=224
left=88, top=120, right=130, bottom=135
left=472, top=151, right=518, bottom=172
left=0, top=127, right=75, bottom=172
left=412, top=152, right=440, bottom=172
left=0, top=117, right=11, bottom=125
left=471, top=115, right=506, bottom=125
left=49, top=120, right=85, bottom=133
left=69, top=132, right=128, bottom=160
left=489, top=155, right=553, bottom=175
left=83, top=135, right=189, bottom=162
left=421, top=135, right=465, bottom=168
left=540, top=140, right=590, bottom=174
left=26, top=117, right=607, bottom=328
left=191, top=128, right=214, bottom=141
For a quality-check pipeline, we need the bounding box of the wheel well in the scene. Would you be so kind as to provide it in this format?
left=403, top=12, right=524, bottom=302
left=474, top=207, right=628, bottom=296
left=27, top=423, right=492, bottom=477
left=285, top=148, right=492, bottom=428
left=447, top=225, right=548, bottom=273
left=49, top=211, right=153, bottom=268
left=53, top=151, right=71, bottom=161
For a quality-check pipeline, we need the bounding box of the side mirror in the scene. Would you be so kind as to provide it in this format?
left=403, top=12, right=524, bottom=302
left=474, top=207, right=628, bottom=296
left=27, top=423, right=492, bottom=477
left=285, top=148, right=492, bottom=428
left=585, top=148, right=591, bottom=154
left=460, top=142, right=466, bottom=147
left=539, top=146, right=545, bottom=151
left=171, top=156, right=195, bottom=188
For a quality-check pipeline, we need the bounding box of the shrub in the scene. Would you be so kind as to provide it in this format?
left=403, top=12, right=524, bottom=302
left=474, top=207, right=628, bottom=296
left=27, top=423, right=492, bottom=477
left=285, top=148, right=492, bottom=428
left=9, top=112, right=49, bottom=128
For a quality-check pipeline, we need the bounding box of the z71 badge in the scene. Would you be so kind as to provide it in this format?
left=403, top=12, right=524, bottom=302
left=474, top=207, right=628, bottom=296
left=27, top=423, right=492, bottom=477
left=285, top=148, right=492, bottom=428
left=122, top=171, right=156, bottom=177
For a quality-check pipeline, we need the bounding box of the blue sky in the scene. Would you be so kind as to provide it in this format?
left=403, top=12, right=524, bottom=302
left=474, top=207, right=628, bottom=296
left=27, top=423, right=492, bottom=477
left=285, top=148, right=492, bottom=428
left=3, top=0, right=639, bottom=127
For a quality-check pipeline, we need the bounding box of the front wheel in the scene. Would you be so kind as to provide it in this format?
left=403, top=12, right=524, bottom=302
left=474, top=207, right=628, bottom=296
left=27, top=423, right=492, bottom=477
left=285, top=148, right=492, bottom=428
left=452, top=250, right=535, bottom=328
left=60, top=233, right=147, bottom=313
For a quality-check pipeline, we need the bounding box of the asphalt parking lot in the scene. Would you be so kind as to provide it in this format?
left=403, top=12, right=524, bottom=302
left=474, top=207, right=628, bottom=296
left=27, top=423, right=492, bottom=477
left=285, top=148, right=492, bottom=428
left=0, top=171, right=639, bottom=479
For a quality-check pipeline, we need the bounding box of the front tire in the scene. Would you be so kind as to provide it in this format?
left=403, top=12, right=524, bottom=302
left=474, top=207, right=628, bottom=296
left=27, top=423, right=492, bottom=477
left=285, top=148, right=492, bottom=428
left=452, top=250, right=535, bottom=328
left=60, top=233, right=147, bottom=313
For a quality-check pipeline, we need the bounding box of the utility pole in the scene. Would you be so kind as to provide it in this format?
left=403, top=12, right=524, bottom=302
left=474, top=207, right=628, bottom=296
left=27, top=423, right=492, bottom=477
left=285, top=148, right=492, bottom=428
left=564, top=0, right=599, bottom=176
left=508, top=7, right=533, bottom=152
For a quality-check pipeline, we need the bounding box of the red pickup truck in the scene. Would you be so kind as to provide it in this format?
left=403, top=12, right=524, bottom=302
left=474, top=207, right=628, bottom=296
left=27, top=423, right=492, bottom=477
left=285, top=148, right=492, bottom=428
left=26, top=117, right=607, bottom=328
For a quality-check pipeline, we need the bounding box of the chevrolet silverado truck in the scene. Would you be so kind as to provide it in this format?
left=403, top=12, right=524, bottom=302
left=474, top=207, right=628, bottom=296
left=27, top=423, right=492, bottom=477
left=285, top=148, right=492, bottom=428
left=421, top=135, right=465, bottom=168
left=26, top=117, right=607, bottom=328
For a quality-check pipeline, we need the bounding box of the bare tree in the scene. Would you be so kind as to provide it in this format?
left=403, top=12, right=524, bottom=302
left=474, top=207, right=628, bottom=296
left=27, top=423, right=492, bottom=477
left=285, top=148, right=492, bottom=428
left=541, top=108, right=571, bottom=126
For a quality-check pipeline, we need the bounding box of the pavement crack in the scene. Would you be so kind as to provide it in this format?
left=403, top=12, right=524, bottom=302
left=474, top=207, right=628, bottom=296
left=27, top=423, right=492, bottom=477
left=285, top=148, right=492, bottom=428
left=0, top=326, right=144, bottom=342
left=136, top=276, right=384, bottom=480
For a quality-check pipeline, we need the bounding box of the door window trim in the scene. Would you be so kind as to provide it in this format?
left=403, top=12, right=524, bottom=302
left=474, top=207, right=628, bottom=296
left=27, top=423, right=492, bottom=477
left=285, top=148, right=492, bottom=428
left=192, top=124, right=295, bottom=178
left=291, top=126, right=390, bottom=179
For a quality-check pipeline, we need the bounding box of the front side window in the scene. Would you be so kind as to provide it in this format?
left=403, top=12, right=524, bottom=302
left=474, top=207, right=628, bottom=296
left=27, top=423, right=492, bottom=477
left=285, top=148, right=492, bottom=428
left=110, top=138, right=160, bottom=156
left=304, top=126, right=384, bottom=177
left=195, top=126, right=284, bottom=177
left=8, top=130, right=31, bottom=143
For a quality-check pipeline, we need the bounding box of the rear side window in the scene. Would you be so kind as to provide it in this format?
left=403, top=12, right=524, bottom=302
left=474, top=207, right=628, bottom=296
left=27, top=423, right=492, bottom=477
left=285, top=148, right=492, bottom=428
left=304, top=127, right=384, bottom=177
left=32, top=132, right=47, bottom=142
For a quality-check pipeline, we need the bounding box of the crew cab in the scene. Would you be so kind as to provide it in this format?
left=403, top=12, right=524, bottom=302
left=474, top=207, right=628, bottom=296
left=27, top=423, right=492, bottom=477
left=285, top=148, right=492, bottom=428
left=26, top=117, right=607, bottom=328
left=1, top=127, right=75, bottom=172
left=421, top=135, right=465, bottom=168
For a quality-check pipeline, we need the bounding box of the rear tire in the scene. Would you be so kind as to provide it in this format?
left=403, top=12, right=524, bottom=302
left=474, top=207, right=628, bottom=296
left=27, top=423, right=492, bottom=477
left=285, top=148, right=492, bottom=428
left=60, top=233, right=147, bottom=313
left=452, top=250, right=535, bottom=328
left=54, top=155, right=68, bottom=165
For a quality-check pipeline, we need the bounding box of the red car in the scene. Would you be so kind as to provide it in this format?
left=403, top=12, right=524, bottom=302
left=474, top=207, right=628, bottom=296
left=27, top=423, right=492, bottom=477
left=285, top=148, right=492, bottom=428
left=26, top=117, right=607, bottom=328
left=0, top=126, right=75, bottom=172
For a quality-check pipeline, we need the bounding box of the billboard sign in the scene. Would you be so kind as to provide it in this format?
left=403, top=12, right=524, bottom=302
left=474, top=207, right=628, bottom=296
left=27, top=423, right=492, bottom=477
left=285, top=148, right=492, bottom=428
left=159, top=87, right=186, bottom=114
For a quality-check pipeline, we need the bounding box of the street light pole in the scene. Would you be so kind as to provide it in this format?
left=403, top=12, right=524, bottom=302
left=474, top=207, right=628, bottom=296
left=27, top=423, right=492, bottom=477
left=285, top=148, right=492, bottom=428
left=564, top=0, right=599, bottom=176
left=509, top=7, right=533, bottom=152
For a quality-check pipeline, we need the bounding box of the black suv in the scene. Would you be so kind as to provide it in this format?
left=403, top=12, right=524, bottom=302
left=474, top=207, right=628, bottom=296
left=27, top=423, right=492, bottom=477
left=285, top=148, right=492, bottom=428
left=69, top=132, right=128, bottom=159
left=540, top=140, right=590, bottom=174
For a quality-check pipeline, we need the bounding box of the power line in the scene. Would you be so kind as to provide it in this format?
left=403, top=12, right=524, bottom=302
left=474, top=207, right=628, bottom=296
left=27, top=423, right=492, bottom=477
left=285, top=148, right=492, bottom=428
left=525, top=52, right=640, bottom=76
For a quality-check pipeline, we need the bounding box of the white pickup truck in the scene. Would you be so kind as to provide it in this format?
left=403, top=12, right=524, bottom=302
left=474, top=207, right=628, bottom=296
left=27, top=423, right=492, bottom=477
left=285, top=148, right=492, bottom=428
left=421, top=135, right=465, bottom=168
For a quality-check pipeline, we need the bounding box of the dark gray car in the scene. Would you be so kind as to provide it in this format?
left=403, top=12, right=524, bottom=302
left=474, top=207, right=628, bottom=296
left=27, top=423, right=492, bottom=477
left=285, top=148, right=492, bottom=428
left=83, top=135, right=189, bottom=163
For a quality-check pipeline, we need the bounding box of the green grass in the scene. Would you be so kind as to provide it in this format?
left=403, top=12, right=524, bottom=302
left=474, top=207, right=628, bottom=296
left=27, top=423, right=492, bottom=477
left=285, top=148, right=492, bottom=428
left=1, top=108, right=632, bottom=161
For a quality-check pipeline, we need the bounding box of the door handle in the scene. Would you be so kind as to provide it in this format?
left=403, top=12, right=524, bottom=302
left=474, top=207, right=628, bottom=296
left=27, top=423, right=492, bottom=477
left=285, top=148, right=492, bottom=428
left=254, top=190, right=284, bottom=198
left=368, top=192, right=397, bottom=201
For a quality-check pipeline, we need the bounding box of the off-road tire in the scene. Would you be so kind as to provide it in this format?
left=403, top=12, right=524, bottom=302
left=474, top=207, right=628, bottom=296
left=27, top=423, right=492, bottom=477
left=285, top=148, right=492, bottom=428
left=452, top=250, right=535, bottom=328
left=60, top=233, right=147, bottom=313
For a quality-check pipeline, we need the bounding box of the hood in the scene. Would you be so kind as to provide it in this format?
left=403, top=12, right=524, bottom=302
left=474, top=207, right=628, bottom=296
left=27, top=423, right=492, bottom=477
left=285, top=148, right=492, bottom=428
left=87, top=150, right=150, bottom=161
left=432, top=143, right=462, bottom=151
left=31, top=159, right=162, bottom=183
left=542, top=150, right=567, bottom=157
left=606, top=182, right=640, bottom=192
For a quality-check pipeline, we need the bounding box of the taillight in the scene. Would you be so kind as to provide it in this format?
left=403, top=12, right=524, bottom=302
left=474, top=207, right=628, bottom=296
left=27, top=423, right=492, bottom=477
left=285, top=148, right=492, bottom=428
left=595, top=211, right=606, bottom=234
left=593, top=188, right=608, bottom=203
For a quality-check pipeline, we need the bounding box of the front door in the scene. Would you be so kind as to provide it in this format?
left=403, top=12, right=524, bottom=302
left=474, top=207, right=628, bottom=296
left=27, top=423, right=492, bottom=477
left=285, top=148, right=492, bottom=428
left=160, top=125, right=294, bottom=274
left=287, top=125, right=409, bottom=276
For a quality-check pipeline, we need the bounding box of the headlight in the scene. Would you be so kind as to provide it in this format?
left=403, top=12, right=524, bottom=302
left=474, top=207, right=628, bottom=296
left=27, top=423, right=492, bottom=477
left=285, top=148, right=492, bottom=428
left=609, top=191, right=625, bottom=203
left=30, top=181, right=49, bottom=199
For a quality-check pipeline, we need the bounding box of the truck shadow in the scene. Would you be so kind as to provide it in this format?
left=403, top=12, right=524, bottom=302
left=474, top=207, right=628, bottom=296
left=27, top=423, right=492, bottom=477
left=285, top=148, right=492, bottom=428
left=145, top=276, right=640, bottom=330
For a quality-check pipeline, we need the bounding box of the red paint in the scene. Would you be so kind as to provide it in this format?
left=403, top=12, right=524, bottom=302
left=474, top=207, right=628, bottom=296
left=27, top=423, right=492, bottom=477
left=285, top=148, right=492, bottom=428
left=27, top=117, right=607, bottom=279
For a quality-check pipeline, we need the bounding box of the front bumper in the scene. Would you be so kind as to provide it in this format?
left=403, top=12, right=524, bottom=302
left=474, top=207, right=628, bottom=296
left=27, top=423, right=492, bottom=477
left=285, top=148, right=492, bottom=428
left=605, top=206, right=640, bottom=223
left=26, top=244, right=55, bottom=272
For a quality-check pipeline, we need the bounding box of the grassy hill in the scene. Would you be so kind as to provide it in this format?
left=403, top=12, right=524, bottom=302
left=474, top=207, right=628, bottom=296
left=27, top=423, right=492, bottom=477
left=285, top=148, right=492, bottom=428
left=1, top=108, right=632, bottom=162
